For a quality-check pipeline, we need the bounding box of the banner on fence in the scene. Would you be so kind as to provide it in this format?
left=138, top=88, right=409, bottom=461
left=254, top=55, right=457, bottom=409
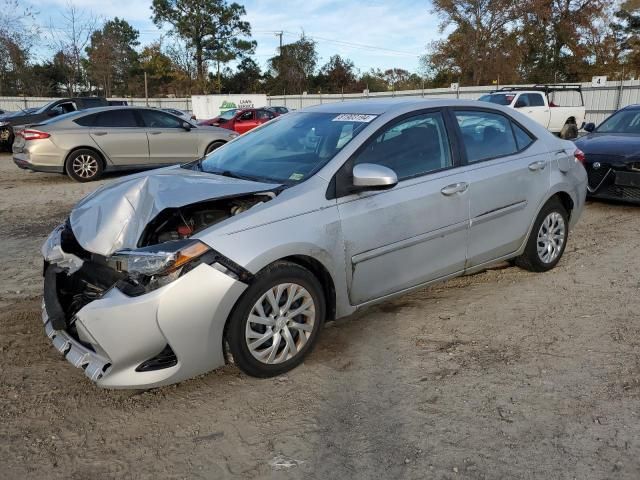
left=191, top=94, right=268, bottom=120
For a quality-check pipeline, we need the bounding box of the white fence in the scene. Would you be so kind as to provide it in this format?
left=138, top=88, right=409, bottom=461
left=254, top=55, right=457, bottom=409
left=268, top=80, right=640, bottom=125
left=3, top=80, right=640, bottom=124
left=0, top=97, right=192, bottom=112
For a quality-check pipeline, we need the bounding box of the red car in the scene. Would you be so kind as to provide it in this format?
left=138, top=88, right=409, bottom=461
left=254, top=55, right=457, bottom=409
left=198, top=108, right=278, bottom=134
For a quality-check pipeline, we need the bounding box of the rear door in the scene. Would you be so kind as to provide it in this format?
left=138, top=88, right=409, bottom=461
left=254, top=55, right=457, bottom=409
left=88, top=109, right=150, bottom=166
left=451, top=109, right=550, bottom=267
left=138, top=109, right=198, bottom=165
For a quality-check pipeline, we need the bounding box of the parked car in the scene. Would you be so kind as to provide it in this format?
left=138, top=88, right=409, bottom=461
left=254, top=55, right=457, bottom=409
left=575, top=105, right=640, bottom=203
left=107, top=100, right=129, bottom=106
left=40, top=98, right=586, bottom=388
left=0, top=97, right=108, bottom=151
left=13, top=106, right=237, bottom=182
left=266, top=106, right=289, bottom=115
left=161, top=108, right=197, bottom=122
left=479, top=85, right=586, bottom=139
left=198, top=108, right=277, bottom=134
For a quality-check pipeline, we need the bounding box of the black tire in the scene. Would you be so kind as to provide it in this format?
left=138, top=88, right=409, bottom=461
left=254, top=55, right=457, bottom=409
left=560, top=123, right=578, bottom=139
left=205, top=141, right=225, bottom=155
left=515, top=198, right=569, bottom=272
left=226, top=261, right=326, bottom=378
left=65, top=149, right=104, bottom=182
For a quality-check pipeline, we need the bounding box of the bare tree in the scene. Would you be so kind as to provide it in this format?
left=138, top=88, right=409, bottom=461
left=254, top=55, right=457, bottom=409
left=47, top=1, right=97, bottom=95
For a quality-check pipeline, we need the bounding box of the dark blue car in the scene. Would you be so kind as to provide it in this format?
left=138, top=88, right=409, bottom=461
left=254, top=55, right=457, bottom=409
left=576, top=105, right=640, bottom=203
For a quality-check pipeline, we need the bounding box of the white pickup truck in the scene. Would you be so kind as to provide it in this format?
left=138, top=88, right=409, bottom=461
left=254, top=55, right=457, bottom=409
left=479, top=85, right=586, bottom=139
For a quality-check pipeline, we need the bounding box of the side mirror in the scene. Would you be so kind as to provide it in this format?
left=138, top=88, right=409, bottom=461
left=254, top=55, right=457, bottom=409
left=514, top=100, right=526, bottom=108
left=182, top=121, right=192, bottom=131
left=583, top=122, right=596, bottom=133
left=352, top=163, right=398, bottom=190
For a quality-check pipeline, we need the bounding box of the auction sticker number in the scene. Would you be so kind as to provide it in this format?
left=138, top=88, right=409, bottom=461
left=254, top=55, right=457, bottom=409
left=332, top=114, right=378, bottom=123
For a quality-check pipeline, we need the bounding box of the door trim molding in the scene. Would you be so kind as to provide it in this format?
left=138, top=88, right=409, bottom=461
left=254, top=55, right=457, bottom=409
left=470, top=200, right=528, bottom=227
left=351, top=220, right=469, bottom=266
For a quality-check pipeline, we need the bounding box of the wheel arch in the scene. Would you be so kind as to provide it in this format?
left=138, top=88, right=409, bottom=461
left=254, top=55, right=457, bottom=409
left=65, top=146, right=107, bottom=169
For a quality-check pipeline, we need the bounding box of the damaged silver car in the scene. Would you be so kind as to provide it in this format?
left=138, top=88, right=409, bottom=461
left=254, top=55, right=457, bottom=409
left=41, top=99, right=587, bottom=388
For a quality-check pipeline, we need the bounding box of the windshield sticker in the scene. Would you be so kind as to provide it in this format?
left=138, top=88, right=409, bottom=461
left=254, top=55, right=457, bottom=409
left=289, top=173, right=304, bottom=181
left=332, top=114, right=378, bottom=123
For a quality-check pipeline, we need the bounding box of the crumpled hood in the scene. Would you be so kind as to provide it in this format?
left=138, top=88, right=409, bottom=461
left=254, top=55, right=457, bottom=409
left=70, top=166, right=279, bottom=256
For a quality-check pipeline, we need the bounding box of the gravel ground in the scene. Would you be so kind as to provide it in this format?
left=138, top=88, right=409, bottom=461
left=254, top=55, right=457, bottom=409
left=0, top=154, right=639, bottom=479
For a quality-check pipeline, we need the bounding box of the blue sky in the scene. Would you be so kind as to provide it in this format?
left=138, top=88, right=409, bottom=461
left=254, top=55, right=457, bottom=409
left=25, top=0, right=441, bottom=74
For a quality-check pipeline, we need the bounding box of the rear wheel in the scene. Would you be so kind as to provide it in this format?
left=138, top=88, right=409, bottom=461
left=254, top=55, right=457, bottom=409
left=205, top=141, right=225, bottom=155
left=226, top=261, right=325, bottom=378
left=560, top=122, right=578, bottom=139
left=65, top=149, right=104, bottom=182
left=515, top=199, right=569, bottom=272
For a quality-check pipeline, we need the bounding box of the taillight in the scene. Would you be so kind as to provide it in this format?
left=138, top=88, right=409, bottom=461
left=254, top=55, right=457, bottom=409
left=21, top=129, right=51, bottom=141
left=574, top=148, right=586, bottom=165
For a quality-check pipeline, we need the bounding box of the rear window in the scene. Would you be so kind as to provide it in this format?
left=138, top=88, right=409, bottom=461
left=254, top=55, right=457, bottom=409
left=478, top=94, right=515, bottom=106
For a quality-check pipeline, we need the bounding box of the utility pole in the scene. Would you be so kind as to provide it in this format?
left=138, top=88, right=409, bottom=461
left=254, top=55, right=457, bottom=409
left=275, top=31, right=283, bottom=54
left=144, top=72, right=149, bottom=106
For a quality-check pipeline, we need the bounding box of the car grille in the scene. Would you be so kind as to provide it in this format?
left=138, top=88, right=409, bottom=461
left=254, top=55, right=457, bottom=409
left=599, top=185, right=640, bottom=202
left=586, top=164, right=611, bottom=191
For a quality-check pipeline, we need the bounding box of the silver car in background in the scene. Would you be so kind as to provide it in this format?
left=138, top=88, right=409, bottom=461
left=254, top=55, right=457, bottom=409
left=41, top=98, right=587, bottom=388
left=12, top=106, right=237, bottom=182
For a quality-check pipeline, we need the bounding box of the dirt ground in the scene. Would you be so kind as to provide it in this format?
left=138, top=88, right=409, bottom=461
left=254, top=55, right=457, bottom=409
left=0, top=153, right=639, bottom=480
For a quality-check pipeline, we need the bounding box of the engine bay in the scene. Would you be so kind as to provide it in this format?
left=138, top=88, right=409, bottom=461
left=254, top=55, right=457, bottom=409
left=138, top=193, right=275, bottom=247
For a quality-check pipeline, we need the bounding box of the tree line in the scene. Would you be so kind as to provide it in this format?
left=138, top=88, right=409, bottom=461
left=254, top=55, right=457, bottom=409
left=1, top=0, right=639, bottom=99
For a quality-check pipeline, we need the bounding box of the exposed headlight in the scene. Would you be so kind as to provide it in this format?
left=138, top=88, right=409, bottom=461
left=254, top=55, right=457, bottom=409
left=110, top=239, right=210, bottom=278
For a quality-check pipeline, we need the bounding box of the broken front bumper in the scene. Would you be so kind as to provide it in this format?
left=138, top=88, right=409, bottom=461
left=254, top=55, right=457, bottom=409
left=42, top=228, right=248, bottom=389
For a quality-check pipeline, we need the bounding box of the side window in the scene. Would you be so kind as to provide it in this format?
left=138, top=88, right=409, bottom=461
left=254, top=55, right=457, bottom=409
left=140, top=110, right=183, bottom=128
left=528, top=93, right=545, bottom=107
left=257, top=110, right=272, bottom=120
left=512, top=123, right=534, bottom=150
left=354, top=111, right=453, bottom=180
left=74, top=113, right=98, bottom=127
left=238, top=111, right=254, bottom=121
left=455, top=110, right=518, bottom=163
left=94, top=110, right=138, bottom=127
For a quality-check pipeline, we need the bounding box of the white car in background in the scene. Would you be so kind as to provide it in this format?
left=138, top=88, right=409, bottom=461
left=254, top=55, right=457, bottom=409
left=161, top=108, right=197, bottom=122
left=479, top=85, right=586, bottom=139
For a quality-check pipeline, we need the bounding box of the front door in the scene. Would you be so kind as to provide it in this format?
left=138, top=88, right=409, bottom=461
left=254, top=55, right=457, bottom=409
left=451, top=109, right=551, bottom=267
left=337, top=110, right=470, bottom=305
left=138, top=109, right=198, bottom=165
left=518, top=93, right=550, bottom=128
left=234, top=110, right=259, bottom=134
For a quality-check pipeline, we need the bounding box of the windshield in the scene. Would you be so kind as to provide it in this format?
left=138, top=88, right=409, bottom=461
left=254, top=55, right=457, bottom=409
left=219, top=109, right=238, bottom=120
left=597, top=109, right=640, bottom=134
left=478, top=94, right=515, bottom=106
left=34, top=101, right=59, bottom=114
left=194, top=112, right=374, bottom=184
left=36, top=110, right=87, bottom=125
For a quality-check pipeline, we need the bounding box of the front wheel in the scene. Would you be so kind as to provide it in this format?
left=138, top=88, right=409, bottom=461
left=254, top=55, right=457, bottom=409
left=226, top=261, right=325, bottom=378
left=515, top=199, right=569, bottom=272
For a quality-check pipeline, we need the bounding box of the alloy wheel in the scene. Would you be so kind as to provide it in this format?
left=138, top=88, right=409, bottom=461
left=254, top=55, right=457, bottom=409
left=72, top=154, right=99, bottom=179
left=245, top=283, right=316, bottom=364
left=536, top=211, right=566, bottom=264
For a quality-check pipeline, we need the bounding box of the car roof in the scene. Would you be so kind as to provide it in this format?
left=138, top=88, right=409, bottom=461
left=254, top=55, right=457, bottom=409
left=300, top=97, right=500, bottom=115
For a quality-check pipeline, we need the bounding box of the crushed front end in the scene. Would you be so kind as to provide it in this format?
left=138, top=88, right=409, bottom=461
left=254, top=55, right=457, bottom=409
left=41, top=221, right=248, bottom=389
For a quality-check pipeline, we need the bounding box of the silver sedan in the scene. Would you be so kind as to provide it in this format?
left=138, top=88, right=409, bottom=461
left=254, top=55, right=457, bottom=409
left=41, top=98, right=587, bottom=388
left=12, top=106, right=237, bottom=181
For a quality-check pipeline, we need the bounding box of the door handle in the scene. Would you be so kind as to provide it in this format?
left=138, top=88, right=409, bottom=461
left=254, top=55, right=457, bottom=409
left=149, top=131, right=162, bottom=135
left=441, top=182, right=469, bottom=196
left=93, top=131, right=108, bottom=136
left=528, top=161, right=546, bottom=171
